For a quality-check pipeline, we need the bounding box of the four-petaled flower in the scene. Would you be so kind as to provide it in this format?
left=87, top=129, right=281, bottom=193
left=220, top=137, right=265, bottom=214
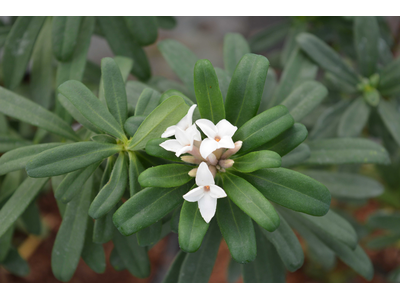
left=183, top=162, right=227, bottom=223
left=159, top=125, right=199, bottom=157
left=195, top=119, right=237, bottom=159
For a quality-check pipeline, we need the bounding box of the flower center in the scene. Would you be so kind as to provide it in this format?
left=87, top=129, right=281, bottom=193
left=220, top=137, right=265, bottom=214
left=215, top=137, right=221, bottom=142
left=204, top=185, right=210, bottom=192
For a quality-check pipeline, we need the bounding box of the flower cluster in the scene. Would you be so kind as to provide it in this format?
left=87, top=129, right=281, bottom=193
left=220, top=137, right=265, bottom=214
left=160, top=105, right=242, bottom=223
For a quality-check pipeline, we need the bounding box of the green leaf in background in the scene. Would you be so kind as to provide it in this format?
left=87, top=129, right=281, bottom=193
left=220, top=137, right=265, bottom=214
left=2, top=16, right=46, bottom=89
left=147, top=76, right=188, bottom=94
left=127, top=95, right=188, bottom=151
left=178, top=200, right=209, bottom=253
left=58, top=80, right=126, bottom=141
left=81, top=218, right=106, bottom=274
left=137, top=221, right=162, bottom=247
left=305, top=138, right=390, bottom=165
left=135, top=88, right=161, bottom=116
left=156, top=16, right=177, bottom=30
left=124, top=17, right=158, bottom=46
left=297, top=33, right=359, bottom=86
left=248, top=19, right=290, bottom=53
left=227, top=258, right=242, bottom=283
left=178, top=219, right=221, bottom=283
left=377, top=100, right=400, bottom=147
left=139, top=164, right=193, bottom=188
left=93, top=207, right=115, bottom=244
left=89, top=152, right=127, bottom=219
left=163, top=250, right=187, bottom=283
left=338, top=97, right=370, bottom=137
left=0, top=134, right=32, bottom=153
left=281, top=81, right=328, bottom=122
left=55, top=162, right=101, bottom=203
left=302, top=170, right=384, bottom=200
left=258, top=68, right=277, bottom=112
left=280, top=24, right=307, bottom=67
left=379, top=56, right=400, bottom=96
left=225, top=53, right=270, bottom=128
left=367, top=234, right=400, bottom=249
left=0, top=177, right=48, bottom=238
left=215, top=68, right=231, bottom=101
left=281, top=144, right=310, bottom=168
left=145, top=138, right=183, bottom=162
left=125, top=81, right=149, bottom=109
left=217, top=197, right=256, bottom=263
left=124, top=116, right=146, bottom=137
left=160, top=89, right=196, bottom=107
left=52, top=17, right=82, bottom=62
left=368, top=211, right=400, bottom=231
left=97, top=17, right=151, bottom=81
left=113, top=182, right=191, bottom=236
left=241, top=168, right=331, bottom=217
left=26, top=142, right=122, bottom=178
left=0, top=225, right=14, bottom=262
left=51, top=177, right=93, bottom=282
left=91, top=134, right=116, bottom=144
left=101, top=57, right=129, bottom=127
left=222, top=173, right=280, bottom=232
left=0, top=87, right=80, bottom=141
left=0, top=170, right=23, bottom=204
left=158, top=39, right=198, bottom=98
left=128, top=151, right=144, bottom=197
left=194, top=59, right=225, bottom=123
left=363, top=88, right=380, bottom=107
left=234, top=105, right=294, bottom=155
left=1, top=248, right=30, bottom=277
left=223, top=33, right=250, bottom=76
left=233, top=150, right=281, bottom=173
left=20, top=201, right=42, bottom=236
left=354, top=16, right=379, bottom=77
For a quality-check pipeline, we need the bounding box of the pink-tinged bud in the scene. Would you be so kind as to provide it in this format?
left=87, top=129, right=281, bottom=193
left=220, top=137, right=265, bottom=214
left=188, top=168, right=198, bottom=177
left=221, top=141, right=243, bottom=159
left=181, top=155, right=199, bottom=164
left=207, top=153, right=218, bottom=165
left=213, top=148, right=224, bottom=159
left=219, top=159, right=234, bottom=169
left=208, top=165, right=217, bottom=177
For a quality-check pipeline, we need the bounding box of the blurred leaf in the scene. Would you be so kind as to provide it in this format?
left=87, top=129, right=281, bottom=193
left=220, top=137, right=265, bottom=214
left=137, top=221, right=162, bottom=247
left=135, top=88, right=161, bottom=116
left=367, top=233, right=400, bottom=249
left=227, top=258, right=242, bottom=283
left=124, top=115, right=146, bottom=137
left=233, top=150, right=281, bottom=173
left=93, top=207, right=115, bottom=244
left=0, top=170, right=22, bottom=204
left=363, top=88, right=380, bottom=107
left=91, top=134, right=116, bottom=144
left=377, top=100, right=400, bottom=147
left=156, top=16, right=177, bottom=30
left=379, top=56, right=400, bottom=96
left=52, top=16, right=82, bottom=62
left=163, top=250, right=187, bottom=283
left=0, top=134, right=32, bottom=152
left=367, top=211, right=400, bottom=232
left=248, top=19, right=290, bottom=53
left=0, top=225, right=14, bottom=262
left=124, top=17, right=158, bottom=46
left=338, top=97, right=370, bottom=137
left=126, top=81, right=150, bottom=109
left=139, top=164, right=193, bottom=188
left=81, top=218, right=106, bottom=274
left=1, top=248, right=30, bottom=277
left=127, top=151, right=144, bottom=197
left=20, top=201, right=42, bottom=235
left=258, top=68, right=277, bottom=112
left=160, top=89, right=195, bottom=107
left=223, top=33, right=250, bottom=76
left=281, top=144, right=310, bottom=168
left=215, top=68, right=231, bottom=101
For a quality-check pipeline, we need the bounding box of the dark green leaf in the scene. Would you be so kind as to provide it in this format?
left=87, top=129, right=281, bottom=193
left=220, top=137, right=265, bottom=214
left=137, top=221, right=162, bottom=247
left=20, top=201, right=42, bottom=235
left=1, top=248, right=30, bottom=277
left=128, top=151, right=144, bottom=197
left=377, top=100, right=400, bottom=147
left=156, top=16, right=177, bottom=30
left=139, top=164, right=193, bottom=188
left=367, top=211, right=400, bottom=231
left=338, top=97, right=370, bottom=137
left=0, top=170, right=22, bottom=204
left=233, top=150, right=281, bottom=173
left=81, top=218, right=106, bottom=273
left=281, top=144, right=310, bottom=168
left=0, top=225, right=14, bottom=262
left=124, top=116, right=146, bottom=137
left=223, top=33, right=250, bottom=76
left=135, top=88, right=161, bottom=116
left=93, top=207, right=115, bottom=244
left=163, top=250, right=187, bottom=283
left=227, top=258, right=242, bottom=283
left=91, top=134, right=116, bottom=144
left=52, top=16, right=82, bottom=61
left=379, top=56, right=400, bottom=96
left=367, top=233, right=400, bottom=249
left=124, top=17, right=158, bottom=46
left=249, top=19, right=290, bottom=53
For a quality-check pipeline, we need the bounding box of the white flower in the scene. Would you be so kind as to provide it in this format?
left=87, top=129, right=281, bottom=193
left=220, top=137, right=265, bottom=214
left=160, top=125, right=199, bottom=157
left=196, top=119, right=237, bottom=159
left=161, top=104, right=201, bottom=141
left=183, top=162, right=227, bottom=223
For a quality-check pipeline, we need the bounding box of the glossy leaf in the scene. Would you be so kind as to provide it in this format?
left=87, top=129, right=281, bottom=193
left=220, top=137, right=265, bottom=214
left=233, top=150, right=281, bottom=173
left=223, top=33, right=250, bottom=76
left=124, top=16, right=158, bottom=46
left=338, top=97, right=370, bottom=137
left=135, top=88, right=161, bottom=116
left=139, top=164, right=193, bottom=188
left=377, top=100, right=400, bottom=147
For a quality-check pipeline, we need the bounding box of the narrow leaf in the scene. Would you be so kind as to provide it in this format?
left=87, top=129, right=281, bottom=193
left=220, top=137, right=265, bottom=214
left=123, top=16, right=158, bottom=46
left=338, top=97, right=370, bottom=137
left=138, top=164, right=193, bottom=188
left=135, top=88, right=161, bottom=116
left=233, top=150, right=281, bottom=173
left=223, top=33, right=250, bottom=76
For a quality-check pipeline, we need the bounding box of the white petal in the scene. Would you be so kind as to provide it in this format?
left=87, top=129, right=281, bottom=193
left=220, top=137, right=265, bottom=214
left=209, top=185, right=227, bottom=199
left=218, top=136, right=235, bottom=149
left=198, top=193, right=217, bottom=223
left=196, top=162, right=215, bottom=186
left=183, top=186, right=204, bottom=202
left=196, top=119, right=217, bottom=139
left=185, top=104, right=197, bottom=126
left=175, top=127, right=191, bottom=146
left=160, top=139, right=183, bottom=153
left=186, top=124, right=202, bottom=142
left=216, top=119, right=237, bottom=137
left=161, top=125, right=177, bottom=138
left=199, top=138, right=219, bottom=159
left=175, top=145, right=192, bottom=157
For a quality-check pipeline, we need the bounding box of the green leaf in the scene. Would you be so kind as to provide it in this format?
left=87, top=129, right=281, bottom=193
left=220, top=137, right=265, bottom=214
left=227, top=258, right=242, bottom=283
left=81, top=218, right=106, bottom=274
left=136, top=221, right=162, bottom=247
left=97, top=17, right=151, bottom=81
left=0, top=87, right=80, bottom=141
left=147, top=76, right=188, bottom=94
left=0, top=225, right=14, bottom=262
left=158, top=39, right=198, bottom=98
left=248, top=19, right=290, bottom=53
left=145, top=138, right=182, bottom=162
left=93, top=207, right=115, bottom=244
left=127, top=96, right=188, bottom=151
left=30, top=17, right=53, bottom=109
left=281, top=144, right=310, bottom=168
left=270, top=48, right=318, bottom=107
left=126, top=81, right=149, bottom=109
left=109, top=248, right=125, bottom=271
left=233, top=150, right=281, bottom=173
left=1, top=248, right=30, bottom=277
left=156, top=16, right=177, bottom=29
left=225, top=53, right=269, bottom=128
left=135, top=88, right=161, bottom=116
left=178, top=219, right=221, bottom=283
left=160, top=89, right=195, bottom=107
left=256, top=123, right=308, bottom=157
left=0, top=170, right=22, bottom=204
left=215, top=68, right=231, bottom=101
left=163, top=250, right=187, bottom=283
left=123, top=17, right=158, bottom=46
left=217, top=197, right=256, bottom=263
left=178, top=200, right=209, bottom=253
left=338, top=97, right=370, bottom=137
left=0, top=177, right=48, bottom=238
left=223, top=33, right=250, bottom=76
left=280, top=24, right=307, bottom=67
left=20, top=201, right=42, bottom=235
left=113, top=183, right=191, bottom=236
left=128, top=151, right=144, bottom=197
left=240, top=168, right=331, bottom=217
left=378, top=100, right=400, bottom=147
left=379, top=56, right=400, bottom=96
left=2, top=16, right=46, bottom=89
left=305, top=138, right=390, bottom=165
left=55, top=162, right=101, bottom=203
left=242, top=225, right=286, bottom=282
left=101, top=57, right=128, bottom=127
left=89, top=152, right=127, bottom=219
left=301, top=170, right=384, bottom=200
left=51, top=177, right=93, bottom=282
left=170, top=205, right=181, bottom=233
left=258, top=68, right=277, bottom=112
left=354, top=16, right=379, bottom=77
left=281, top=81, right=328, bottom=122
left=112, top=230, right=150, bottom=278
left=363, top=88, right=380, bottom=107
left=297, top=33, right=359, bottom=85
left=194, top=59, right=225, bottom=123
left=367, top=234, right=400, bottom=249
left=124, top=115, right=146, bottom=137
left=52, top=17, right=82, bottom=62
left=0, top=134, right=32, bottom=152
left=368, top=211, right=400, bottom=231
left=91, top=134, right=116, bottom=144
left=233, top=105, right=294, bottom=155
left=260, top=213, right=304, bottom=272
left=139, top=164, right=193, bottom=188
left=58, top=80, right=126, bottom=140
left=26, top=142, right=121, bottom=178
left=222, top=173, right=279, bottom=231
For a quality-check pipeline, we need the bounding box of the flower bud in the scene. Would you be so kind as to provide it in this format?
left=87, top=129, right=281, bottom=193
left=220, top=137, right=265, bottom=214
left=181, top=155, right=199, bottom=164
left=208, top=165, right=217, bottom=177
left=221, top=141, right=243, bottom=159
left=207, top=153, right=218, bottom=165
left=188, top=168, right=198, bottom=177
left=219, top=159, right=234, bottom=169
